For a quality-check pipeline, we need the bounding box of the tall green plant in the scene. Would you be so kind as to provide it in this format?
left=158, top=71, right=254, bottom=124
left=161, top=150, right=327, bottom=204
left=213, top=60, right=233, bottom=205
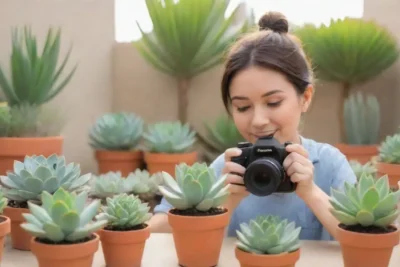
left=133, top=0, right=252, bottom=123
left=0, top=26, right=77, bottom=106
left=294, top=18, right=399, bottom=142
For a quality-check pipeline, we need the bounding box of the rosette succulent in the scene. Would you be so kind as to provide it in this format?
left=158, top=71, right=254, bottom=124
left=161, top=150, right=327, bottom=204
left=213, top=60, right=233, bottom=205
left=88, top=171, right=135, bottom=200
left=329, top=172, right=400, bottom=227
left=158, top=162, right=230, bottom=211
left=0, top=154, right=91, bottom=202
left=349, top=160, right=377, bottom=181
left=236, top=215, right=301, bottom=255
left=20, top=187, right=107, bottom=242
left=142, top=121, right=196, bottom=153
left=378, top=133, right=400, bottom=164
left=129, top=169, right=163, bottom=196
left=96, top=193, right=152, bottom=230
left=89, top=112, right=144, bottom=150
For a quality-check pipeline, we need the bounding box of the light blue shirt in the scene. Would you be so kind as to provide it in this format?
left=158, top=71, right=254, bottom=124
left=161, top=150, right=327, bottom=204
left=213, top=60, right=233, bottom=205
left=153, top=136, right=357, bottom=241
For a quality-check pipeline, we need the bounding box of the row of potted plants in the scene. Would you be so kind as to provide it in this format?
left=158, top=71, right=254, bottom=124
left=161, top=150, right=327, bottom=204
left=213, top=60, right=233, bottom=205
left=0, top=155, right=398, bottom=267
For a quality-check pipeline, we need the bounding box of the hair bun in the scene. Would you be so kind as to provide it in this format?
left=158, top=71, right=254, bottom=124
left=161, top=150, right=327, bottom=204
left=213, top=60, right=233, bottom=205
left=258, top=11, right=289, bottom=33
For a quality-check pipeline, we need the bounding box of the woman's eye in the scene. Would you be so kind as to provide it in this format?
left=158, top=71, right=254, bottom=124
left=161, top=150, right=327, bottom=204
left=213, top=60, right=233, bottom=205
left=267, top=100, right=282, bottom=107
left=237, top=106, right=249, bottom=112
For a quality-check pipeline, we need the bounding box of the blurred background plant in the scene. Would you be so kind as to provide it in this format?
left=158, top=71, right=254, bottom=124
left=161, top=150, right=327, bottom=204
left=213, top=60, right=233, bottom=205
left=349, top=160, right=377, bottom=181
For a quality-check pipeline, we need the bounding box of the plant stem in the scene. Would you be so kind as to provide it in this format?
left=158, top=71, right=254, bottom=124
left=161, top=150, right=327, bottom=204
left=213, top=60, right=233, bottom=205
left=339, top=82, right=351, bottom=143
left=177, top=78, right=190, bottom=123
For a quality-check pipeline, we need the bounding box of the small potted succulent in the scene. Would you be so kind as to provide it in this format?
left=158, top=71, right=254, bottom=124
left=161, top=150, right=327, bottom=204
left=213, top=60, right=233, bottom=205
left=329, top=172, right=400, bottom=267
left=20, top=187, right=107, bottom=267
left=158, top=162, right=230, bottom=266
left=143, top=121, right=198, bottom=176
left=0, top=154, right=91, bottom=250
left=130, top=169, right=163, bottom=211
left=234, top=215, right=301, bottom=267
left=349, top=160, right=377, bottom=181
left=376, top=132, right=400, bottom=189
left=96, top=193, right=152, bottom=267
left=0, top=191, right=11, bottom=262
left=89, top=112, right=144, bottom=176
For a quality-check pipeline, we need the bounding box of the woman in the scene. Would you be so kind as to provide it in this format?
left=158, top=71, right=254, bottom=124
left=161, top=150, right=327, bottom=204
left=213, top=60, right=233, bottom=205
left=149, top=11, right=356, bottom=241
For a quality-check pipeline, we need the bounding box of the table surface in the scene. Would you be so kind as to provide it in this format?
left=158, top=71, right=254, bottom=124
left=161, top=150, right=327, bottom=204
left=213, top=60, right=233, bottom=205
left=2, top=233, right=400, bottom=266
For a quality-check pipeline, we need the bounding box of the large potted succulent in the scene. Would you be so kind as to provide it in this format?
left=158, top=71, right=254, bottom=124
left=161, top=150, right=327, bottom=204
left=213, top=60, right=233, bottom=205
left=329, top=172, right=400, bottom=267
left=235, top=215, right=301, bottom=267
left=0, top=26, right=76, bottom=175
left=89, top=112, right=144, bottom=176
left=294, top=18, right=399, bottom=145
left=0, top=191, right=11, bottom=262
left=0, top=154, right=91, bottom=250
left=376, top=132, right=400, bottom=190
left=20, top=187, right=107, bottom=267
left=336, top=92, right=380, bottom=163
left=96, top=193, right=152, bottom=267
left=143, top=121, right=198, bottom=176
left=158, top=162, right=230, bottom=266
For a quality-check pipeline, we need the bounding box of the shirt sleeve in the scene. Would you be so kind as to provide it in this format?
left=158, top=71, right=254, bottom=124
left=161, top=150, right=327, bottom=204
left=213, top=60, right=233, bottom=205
left=153, top=153, right=226, bottom=214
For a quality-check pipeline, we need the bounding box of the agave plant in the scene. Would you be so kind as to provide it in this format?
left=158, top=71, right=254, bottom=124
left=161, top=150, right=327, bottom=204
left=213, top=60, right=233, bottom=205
left=0, top=26, right=77, bottom=106
left=88, top=171, right=136, bottom=200
left=158, top=162, right=230, bottom=211
left=349, top=160, right=377, bottom=181
left=236, top=215, right=301, bottom=255
left=329, top=172, right=400, bottom=228
left=142, top=121, right=197, bottom=153
left=89, top=112, right=144, bottom=151
left=133, top=0, right=252, bottom=123
left=378, top=133, right=400, bottom=164
left=0, top=154, right=91, bottom=202
left=344, top=92, right=380, bottom=145
left=294, top=18, right=399, bottom=142
left=20, top=187, right=107, bottom=242
left=96, top=193, right=152, bottom=230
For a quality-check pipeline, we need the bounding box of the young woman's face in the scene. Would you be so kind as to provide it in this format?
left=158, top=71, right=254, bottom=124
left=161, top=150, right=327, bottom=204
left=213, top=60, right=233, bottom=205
left=229, top=66, right=313, bottom=145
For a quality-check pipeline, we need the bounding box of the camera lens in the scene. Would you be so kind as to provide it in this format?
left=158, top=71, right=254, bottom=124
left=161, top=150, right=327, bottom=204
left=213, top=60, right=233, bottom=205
left=243, top=158, right=285, bottom=196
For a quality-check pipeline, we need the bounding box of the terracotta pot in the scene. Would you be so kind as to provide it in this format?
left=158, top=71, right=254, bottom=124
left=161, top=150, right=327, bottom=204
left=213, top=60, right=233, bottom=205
left=95, top=150, right=143, bottom=177
left=376, top=162, right=400, bottom=190
left=99, top=224, right=150, bottom=267
left=3, top=206, right=31, bottom=251
left=0, top=136, right=63, bottom=175
left=335, top=143, right=378, bottom=164
left=30, top=233, right=100, bottom=267
left=336, top=224, right=400, bottom=267
left=235, top=246, right=300, bottom=267
left=144, top=151, right=198, bottom=176
left=168, top=209, right=229, bottom=267
left=0, top=215, right=11, bottom=261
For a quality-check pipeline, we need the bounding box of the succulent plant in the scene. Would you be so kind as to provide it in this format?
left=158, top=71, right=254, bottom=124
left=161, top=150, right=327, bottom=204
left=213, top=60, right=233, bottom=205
left=158, top=162, right=230, bottom=211
left=0, top=191, right=7, bottom=213
left=142, top=121, right=196, bottom=153
left=344, top=92, right=380, bottom=145
left=0, top=154, right=91, bottom=202
left=378, top=133, right=400, bottom=164
left=130, top=169, right=163, bottom=196
left=329, top=172, right=400, bottom=227
left=96, top=193, right=152, bottom=230
left=236, top=215, right=301, bottom=255
left=349, top=160, right=377, bottom=181
left=20, top=187, right=107, bottom=242
left=88, top=171, right=136, bottom=200
left=89, top=112, right=144, bottom=151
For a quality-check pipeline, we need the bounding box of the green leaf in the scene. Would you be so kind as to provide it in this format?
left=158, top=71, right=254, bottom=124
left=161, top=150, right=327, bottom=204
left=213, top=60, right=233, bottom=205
left=375, top=174, right=390, bottom=198
left=79, top=199, right=100, bottom=227
left=20, top=223, right=47, bottom=238
left=361, top=187, right=380, bottom=211
left=373, top=194, right=397, bottom=219
left=43, top=223, right=64, bottom=242
left=331, top=188, right=359, bottom=214
left=330, top=208, right=358, bottom=225
left=356, top=210, right=375, bottom=226
left=182, top=179, right=203, bottom=206
left=50, top=201, right=69, bottom=225
left=375, top=210, right=399, bottom=227
left=196, top=198, right=213, bottom=211
left=60, top=212, right=80, bottom=233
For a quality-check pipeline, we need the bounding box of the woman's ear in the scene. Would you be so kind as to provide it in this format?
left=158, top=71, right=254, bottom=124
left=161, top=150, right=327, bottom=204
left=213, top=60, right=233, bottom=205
left=301, top=84, right=314, bottom=113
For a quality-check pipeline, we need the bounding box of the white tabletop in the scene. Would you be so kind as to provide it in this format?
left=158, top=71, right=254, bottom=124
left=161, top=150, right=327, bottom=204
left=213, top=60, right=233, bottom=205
left=2, top=233, right=400, bottom=266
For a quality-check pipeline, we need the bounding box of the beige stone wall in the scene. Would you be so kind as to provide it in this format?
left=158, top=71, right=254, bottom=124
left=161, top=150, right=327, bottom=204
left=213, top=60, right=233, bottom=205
left=1, top=0, right=399, bottom=173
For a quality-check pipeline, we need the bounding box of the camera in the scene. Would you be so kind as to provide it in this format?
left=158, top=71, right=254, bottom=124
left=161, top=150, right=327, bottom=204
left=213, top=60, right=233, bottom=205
left=231, top=135, right=296, bottom=197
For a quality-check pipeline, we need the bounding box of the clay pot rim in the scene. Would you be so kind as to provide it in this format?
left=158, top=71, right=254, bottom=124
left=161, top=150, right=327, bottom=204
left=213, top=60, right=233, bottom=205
left=0, top=136, right=63, bottom=141
left=31, top=233, right=100, bottom=249
left=337, top=224, right=400, bottom=237
left=235, top=246, right=300, bottom=265
left=167, top=208, right=229, bottom=220
left=100, top=223, right=150, bottom=234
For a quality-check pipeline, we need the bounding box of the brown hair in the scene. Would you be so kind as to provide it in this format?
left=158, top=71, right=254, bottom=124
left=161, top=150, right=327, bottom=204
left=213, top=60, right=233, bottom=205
left=221, top=11, right=313, bottom=113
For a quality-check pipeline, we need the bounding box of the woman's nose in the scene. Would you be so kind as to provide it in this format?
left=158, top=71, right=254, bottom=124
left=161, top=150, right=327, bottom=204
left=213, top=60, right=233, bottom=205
left=251, top=107, right=269, bottom=129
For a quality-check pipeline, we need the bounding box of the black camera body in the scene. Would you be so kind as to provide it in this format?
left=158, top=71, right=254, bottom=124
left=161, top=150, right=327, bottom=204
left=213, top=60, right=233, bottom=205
left=231, top=135, right=296, bottom=196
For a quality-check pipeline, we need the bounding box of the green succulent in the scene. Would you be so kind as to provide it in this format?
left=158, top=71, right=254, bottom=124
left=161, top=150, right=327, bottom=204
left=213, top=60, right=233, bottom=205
left=88, top=171, right=136, bottom=200
left=129, top=169, right=163, bottom=195
left=0, top=191, right=7, bottom=213
left=236, top=215, right=301, bottom=255
left=378, top=133, right=400, bottom=164
left=349, top=160, right=377, bottom=181
left=89, top=112, right=144, bottom=151
left=0, top=154, right=91, bottom=202
left=20, top=187, right=107, bottom=242
left=344, top=92, right=380, bottom=145
left=158, top=162, right=230, bottom=211
left=329, top=172, right=400, bottom=228
left=96, top=193, right=152, bottom=230
left=142, top=121, right=196, bottom=153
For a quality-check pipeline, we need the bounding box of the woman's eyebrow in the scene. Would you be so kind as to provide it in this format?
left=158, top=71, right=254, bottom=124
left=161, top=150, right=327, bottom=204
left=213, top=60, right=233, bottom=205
left=231, top=89, right=283, bottom=101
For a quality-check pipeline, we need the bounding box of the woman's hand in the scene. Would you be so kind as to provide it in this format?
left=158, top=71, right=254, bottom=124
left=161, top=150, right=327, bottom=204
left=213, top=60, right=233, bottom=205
left=283, top=143, right=316, bottom=200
